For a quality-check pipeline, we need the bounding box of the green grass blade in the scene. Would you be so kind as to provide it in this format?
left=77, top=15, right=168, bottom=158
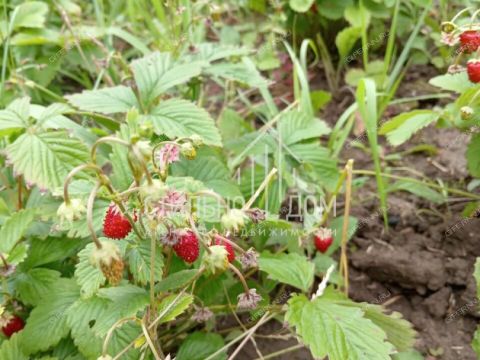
left=383, top=0, right=400, bottom=81
left=356, top=79, right=389, bottom=230
left=387, top=1, right=432, bottom=91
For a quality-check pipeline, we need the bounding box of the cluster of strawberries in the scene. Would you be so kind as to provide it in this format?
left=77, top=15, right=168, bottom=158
left=103, top=204, right=236, bottom=264
left=103, top=203, right=333, bottom=264
left=452, top=30, right=480, bottom=83
left=460, top=30, right=480, bottom=82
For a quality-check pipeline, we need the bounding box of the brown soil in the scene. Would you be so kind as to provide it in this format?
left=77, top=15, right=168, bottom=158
left=346, top=123, right=480, bottom=360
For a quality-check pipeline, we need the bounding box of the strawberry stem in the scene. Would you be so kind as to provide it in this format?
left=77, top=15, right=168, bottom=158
left=87, top=182, right=103, bottom=249
left=63, top=163, right=102, bottom=205
left=90, top=136, right=130, bottom=164
left=228, top=263, right=250, bottom=294
left=213, top=233, right=246, bottom=254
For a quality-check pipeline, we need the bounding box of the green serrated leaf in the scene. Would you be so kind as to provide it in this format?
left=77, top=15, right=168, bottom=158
left=6, top=131, right=89, bottom=191
left=65, top=294, right=143, bottom=360
left=205, top=58, right=268, bottom=88
left=22, top=237, right=81, bottom=269
left=156, top=269, right=199, bottom=292
left=286, top=294, right=395, bottom=360
left=278, top=109, right=330, bottom=145
left=334, top=299, right=417, bottom=352
left=66, top=295, right=109, bottom=359
left=388, top=180, right=445, bottom=204
left=109, top=142, right=132, bottom=190
left=146, top=99, right=222, bottom=147
left=132, top=52, right=205, bottom=105
left=93, top=285, right=149, bottom=336
left=287, top=142, right=339, bottom=191
left=176, top=332, right=227, bottom=360
left=171, top=154, right=241, bottom=199
left=0, top=208, right=35, bottom=253
left=6, top=243, right=28, bottom=266
left=379, top=110, right=439, bottom=146
left=13, top=1, right=48, bottom=30
left=259, top=252, right=314, bottom=292
left=0, top=99, right=29, bottom=136
left=0, top=333, right=28, bottom=360
left=15, top=268, right=61, bottom=306
left=66, top=86, right=139, bottom=114
left=156, top=293, right=194, bottom=324
left=74, top=243, right=106, bottom=298
left=429, top=72, right=474, bottom=93
left=128, top=239, right=163, bottom=286
left=20, top=278, right=80, bottom=355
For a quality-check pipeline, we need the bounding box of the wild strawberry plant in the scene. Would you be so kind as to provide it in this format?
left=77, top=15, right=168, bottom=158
left=0, top=41, right=419, bottom=360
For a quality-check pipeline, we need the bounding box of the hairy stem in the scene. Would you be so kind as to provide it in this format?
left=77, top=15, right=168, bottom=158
left=87, top=182, right=103, bottom=249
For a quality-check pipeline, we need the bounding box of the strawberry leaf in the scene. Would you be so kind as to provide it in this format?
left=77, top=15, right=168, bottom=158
left=66, top=86, right=139, bottom=114
left=74, top=243, right=107, bottom=298
left=0, top=333, right=28, bottom=360
left=15, top=268, right=61, bottom=306
left=286, top=294, right=395, bottom=360
left=20, top=279, right=80, bottom=354
left=128, top=239, right=164, bottom=286
left=146, top=99, right=222, bottom=147
left=176, top=332, right=227, bottom=360
left=259, top=252, right=314, bottom=292
left=6, top=131, right=89, bottom=192
left=92, top=285, right=149, bottom=336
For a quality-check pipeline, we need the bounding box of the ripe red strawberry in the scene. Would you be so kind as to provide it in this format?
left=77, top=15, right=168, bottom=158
left=103, top=204, right=133, bottom=239
left=2, top=315, right=24, bottom=338
left=214, top=235, right=235, bottom=263
left=467, top=60, right=480, bottom=83
left=460, top=30, right=480, bottom=53
left=173, top=230, right=199, bottom=263
left=314, top=228, right=333, bottom=253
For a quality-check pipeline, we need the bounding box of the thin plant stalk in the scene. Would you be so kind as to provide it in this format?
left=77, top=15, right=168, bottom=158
left=87, top=182, right=103, bottom=249
left=383, top=0, right=400, bottom=83
left=339, top=160, right=354, bottom=295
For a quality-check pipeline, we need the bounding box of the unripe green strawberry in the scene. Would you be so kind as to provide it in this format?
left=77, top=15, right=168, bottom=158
left=180, top=142, right=196, bottom=160
left=202, top=245, right=229, bottom=274
left=221, top=209, right=247, bottom=232
left=461, top=106, right=474, bottom=120
left=57, top=198, right=85, bottom=223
